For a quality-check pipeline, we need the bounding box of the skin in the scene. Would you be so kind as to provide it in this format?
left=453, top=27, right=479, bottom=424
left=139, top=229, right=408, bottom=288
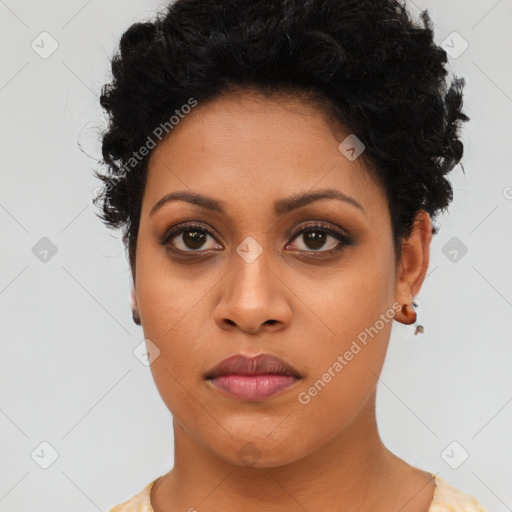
left=132, top=89, right=435, bottom=512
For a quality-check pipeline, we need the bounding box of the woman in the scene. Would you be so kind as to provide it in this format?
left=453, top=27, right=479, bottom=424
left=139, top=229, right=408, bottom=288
left=94, top=0, right=486, bottom=510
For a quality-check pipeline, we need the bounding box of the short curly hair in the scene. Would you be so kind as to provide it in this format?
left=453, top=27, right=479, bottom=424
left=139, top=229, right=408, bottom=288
left=93, top=0, right=469, bottom=277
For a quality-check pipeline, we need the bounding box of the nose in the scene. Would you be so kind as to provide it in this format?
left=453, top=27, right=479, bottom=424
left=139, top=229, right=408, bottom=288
left=213, top=247, right=292, bottom=335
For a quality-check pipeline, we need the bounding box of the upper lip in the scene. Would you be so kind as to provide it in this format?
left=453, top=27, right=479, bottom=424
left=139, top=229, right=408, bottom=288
left=205, top=353, right=303, bottom=379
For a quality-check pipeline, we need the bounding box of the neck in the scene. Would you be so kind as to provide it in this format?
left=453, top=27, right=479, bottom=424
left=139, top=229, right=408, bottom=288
left=152, top=391, right=435, bottom=512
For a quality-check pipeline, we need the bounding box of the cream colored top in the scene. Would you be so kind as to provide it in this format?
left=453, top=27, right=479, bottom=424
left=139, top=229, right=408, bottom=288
left=109, top=473, right=488, bottom=511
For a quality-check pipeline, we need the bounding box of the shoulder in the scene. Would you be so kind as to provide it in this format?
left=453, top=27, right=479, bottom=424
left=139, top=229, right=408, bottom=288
left=109, top=478, right=159, bottom=512
left=430, top=474, right=488, bottom=512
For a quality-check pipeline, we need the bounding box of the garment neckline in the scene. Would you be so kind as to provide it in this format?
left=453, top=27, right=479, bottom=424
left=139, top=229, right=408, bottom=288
left=146, top=472, right=441, bottom=511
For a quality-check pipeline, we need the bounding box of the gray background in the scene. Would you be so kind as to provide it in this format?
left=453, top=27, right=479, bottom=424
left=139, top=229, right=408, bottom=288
left=1, top=0, right=511, bottom=510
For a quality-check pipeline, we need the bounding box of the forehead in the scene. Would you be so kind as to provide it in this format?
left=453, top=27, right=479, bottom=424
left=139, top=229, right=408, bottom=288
left=143, top=91, right=384, bottom=220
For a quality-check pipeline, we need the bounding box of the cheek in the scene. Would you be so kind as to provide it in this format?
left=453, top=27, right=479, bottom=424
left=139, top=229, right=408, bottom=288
left=291, top=244, right=396, bottom=416
left=292, top=306, right=393, bottom=453
left=292, top=234, right=396, bottom=350
left=134, top=244, right=234, bottom=417
left=135, top=228, right=219, bottom=343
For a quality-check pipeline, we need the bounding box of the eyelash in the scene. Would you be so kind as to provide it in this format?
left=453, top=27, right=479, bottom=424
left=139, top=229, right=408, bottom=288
left=160, top=221, right=354, bottom=257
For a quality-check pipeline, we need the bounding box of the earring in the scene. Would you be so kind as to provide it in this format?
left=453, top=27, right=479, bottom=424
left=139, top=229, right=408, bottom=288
left=132, top=309, right=141, bottom=325
left=401, top=300, right=424, bottom=335
left=131, top=289, right=141, bottom=326
left=412, top=300, right=425, bottom=336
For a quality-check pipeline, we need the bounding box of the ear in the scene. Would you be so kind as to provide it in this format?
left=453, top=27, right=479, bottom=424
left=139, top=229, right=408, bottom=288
left=394, top=210, right=433, bottom=325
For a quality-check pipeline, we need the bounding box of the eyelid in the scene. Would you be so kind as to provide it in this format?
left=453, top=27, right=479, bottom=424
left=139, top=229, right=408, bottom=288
left=160, top=221, right=222, bottom=247
left=289, top=221, right=351, bottom=243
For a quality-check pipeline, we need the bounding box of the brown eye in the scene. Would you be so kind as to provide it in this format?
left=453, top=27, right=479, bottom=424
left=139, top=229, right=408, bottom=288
left=180, top=229, right=208, bottom=250
left=288, top=223, right=353, bottom=254
left=161, top=223, right=221, bottom=252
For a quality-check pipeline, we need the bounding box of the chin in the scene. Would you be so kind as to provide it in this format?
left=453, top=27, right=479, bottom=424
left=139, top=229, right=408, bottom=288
left=210, top=432, right=312, bottom=469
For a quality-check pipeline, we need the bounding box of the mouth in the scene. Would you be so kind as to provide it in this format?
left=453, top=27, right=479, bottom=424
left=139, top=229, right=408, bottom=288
left=205, top=353, right=303, bottom=401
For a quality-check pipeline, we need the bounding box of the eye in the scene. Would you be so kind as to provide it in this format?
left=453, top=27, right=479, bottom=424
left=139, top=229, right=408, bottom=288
left=287, top=222, right=353, bottom=255
left=161, top=221, right=354, bottom=256
left=161, top=223, right=221, bottom=253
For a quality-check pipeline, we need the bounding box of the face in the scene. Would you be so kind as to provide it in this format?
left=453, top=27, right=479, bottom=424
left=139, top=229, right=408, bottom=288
left=134, top=90, right=403, bottom=468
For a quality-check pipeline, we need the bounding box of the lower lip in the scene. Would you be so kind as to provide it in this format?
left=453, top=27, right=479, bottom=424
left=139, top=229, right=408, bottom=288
left=207, top=374, right=299, bottom=401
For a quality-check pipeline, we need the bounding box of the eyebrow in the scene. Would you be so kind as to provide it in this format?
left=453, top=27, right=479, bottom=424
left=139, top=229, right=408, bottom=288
left=149, top=188, right=365, bottom=217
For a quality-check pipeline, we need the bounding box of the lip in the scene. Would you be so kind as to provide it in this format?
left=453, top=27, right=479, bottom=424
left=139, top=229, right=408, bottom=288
left=205, top=353, right=303, bottom=401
